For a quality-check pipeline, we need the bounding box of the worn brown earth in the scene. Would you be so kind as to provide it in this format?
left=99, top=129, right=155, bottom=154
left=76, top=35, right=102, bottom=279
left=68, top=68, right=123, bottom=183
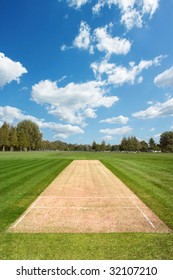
left=10, top=160, right=171, bottom=233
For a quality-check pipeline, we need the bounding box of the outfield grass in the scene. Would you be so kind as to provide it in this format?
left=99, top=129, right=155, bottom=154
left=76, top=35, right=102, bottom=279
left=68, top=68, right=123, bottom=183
left=0, top=151, right=173, bottom=259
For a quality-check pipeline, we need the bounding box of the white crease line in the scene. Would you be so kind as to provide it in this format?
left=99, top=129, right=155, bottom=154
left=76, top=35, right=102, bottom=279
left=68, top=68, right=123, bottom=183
left=13, top=196, right=41, bottom=228
left=130, top=197, right=155, bottom=228
left=40, top=196, right=136, bottom=199
left=34, top=206, right=138, bottom=209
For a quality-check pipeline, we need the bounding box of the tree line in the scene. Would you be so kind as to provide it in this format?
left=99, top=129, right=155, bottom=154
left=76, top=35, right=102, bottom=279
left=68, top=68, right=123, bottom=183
left=0, top=120, right=42, bottom=151
left=0, top=120, right=173, bottom=152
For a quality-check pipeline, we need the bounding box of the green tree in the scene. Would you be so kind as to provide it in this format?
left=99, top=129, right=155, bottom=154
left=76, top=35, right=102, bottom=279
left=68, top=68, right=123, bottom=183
left=120, top=137, right=128, bottom=151
left=160, top=131, right=173, bottom=152
left=92, top=140, right=97, bottom=151
left=140, top=140, right=148, bottom=152
left=9, top=126, right=18, bottom=151
left=0, top=122, right=10, bottom=151
left=148, top=138, right=156, bottom=151
left=17, top=120, right=42, bottom=150
left=17, top=128, right=29, bottom=151
left=131, top=136, right=141, bottom=151
left=111, top=144, right=119, bottom=151
left=120, top=136, right=141, bottom=152
left=100, top=140, right=106, bottom=151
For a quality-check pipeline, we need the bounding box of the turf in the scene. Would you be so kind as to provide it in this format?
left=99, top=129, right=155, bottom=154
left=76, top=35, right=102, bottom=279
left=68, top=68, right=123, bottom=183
left=0, top=151, right=173, bottom=259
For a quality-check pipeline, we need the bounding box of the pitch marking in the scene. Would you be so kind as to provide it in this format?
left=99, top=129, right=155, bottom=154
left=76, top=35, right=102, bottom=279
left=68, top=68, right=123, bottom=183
left=130, top=197, right=155, bottom=228
left=12, top=196, right=41, bottom=228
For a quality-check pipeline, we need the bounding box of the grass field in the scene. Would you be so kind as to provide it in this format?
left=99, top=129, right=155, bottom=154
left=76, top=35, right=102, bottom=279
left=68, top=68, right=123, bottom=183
left=0, top=151, right=173, bottom=259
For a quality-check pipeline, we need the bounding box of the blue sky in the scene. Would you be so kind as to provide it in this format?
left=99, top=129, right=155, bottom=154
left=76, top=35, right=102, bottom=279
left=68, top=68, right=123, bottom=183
left=0, top=0, right=173, bottom=144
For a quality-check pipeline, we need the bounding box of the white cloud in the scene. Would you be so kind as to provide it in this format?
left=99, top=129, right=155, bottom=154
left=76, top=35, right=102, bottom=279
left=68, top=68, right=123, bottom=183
left=31, top=79, right=118, bottom=126
left=39, top=122, right=84, bottom=139
left=20, top=86, right=28, bottom=91
left=102, top=135, right=114, bottom=142
left=60, top=44, right=68, bottom=51
left=165, top=93, right=172, bottom=100
left=0, top=106, right=44, bottom=125
left=142, top=0, right=159, bottom=17
left=150, top=127, right=155, bottom=131
left=100, top=115, right=129, bottom=124
left=154, top=133, right=161, bottom=139
left=91, top=60, right=115, bottom=79
left=73, top=21, right=93, bottom=53
left=91, top=55, right=164, bottom=86
left=81, top=108, right=97, bottom=119
left=147, top=100, right=153, bottom=105
left=137, top=76, right=143, bottom=84
left=133, top=98, right=173, bottom=119
left=67, top=0, right=88, bottom=9
left=100, top=126, right=133, bottom=135
left=121, top=7, right=143, bottom=29
left=0, top=52, right=27, bottom=87
left=0, top=106, right=26, bottom=124
left=0, top=105, right=84, bottom=139
left=65, top=22, right=131, bottom=57
left=154, top=66, right=173, bottom=88
left=92, top=0, right=159, bottom=30
left=93, top=26, right=131, bottom=56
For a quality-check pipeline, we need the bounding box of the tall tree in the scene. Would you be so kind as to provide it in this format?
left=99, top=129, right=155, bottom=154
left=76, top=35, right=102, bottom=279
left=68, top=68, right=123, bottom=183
left=0, top=122, right=10, bottom=151
left=160, top=131, right=173, bottom=152
left=92, top=140, right=97, bottom=151
left=140, top=140, right=148, bottom=152
left=9, top=126, right=18, bottom=151
left=131, top=136, right=141, bottom=151
left=120, top=137, right=128, bottom=151
left=17, top=128, right=29, bottom=151
left=100, top=140, right=106, bottom=151
left=148, top=138, right=156, bottom=151
left=17, top=120, right=42, bottom=150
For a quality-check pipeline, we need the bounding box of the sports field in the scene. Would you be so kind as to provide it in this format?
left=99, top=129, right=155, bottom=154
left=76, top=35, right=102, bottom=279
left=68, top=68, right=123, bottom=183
left=10, top=160, right=170, bottom=234
left=0, top=151, right=173, bottom=259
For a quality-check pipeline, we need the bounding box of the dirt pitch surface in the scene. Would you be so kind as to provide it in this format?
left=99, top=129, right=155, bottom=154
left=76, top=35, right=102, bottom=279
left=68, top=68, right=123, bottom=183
left=10, top=160, right=171, bottom=233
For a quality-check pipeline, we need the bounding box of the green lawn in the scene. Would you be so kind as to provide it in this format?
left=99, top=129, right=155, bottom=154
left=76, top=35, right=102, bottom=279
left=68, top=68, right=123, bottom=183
left=0, top=151, right=173, bottom=259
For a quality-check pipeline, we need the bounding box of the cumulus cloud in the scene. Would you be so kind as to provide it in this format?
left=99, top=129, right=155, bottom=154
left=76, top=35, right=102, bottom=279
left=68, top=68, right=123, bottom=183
left=0, top=52, right=27, bottom=87
left=93, top=26, right=131, bottom=56
left=154, top=66, right=173, bottom=88
left=100, top=126, right=133, bottom=135
left=142, top=0, right=159, bottom=17
left=100, top=115, right=129, bottom=124
left=92, top=0, right=159, bottom=30
left=0, top=106, right=27, bottom=124
left=63, top=22, right=131, bottom=57
left=31, top=79, right=118, bottom=126
left=39, top=122, right=84, bottom=139
left=0, top=105, right=84, bottom=139
left=132, top=98, right=173, bottom=119
left=91, top=55, right=164, bottom=85
left=121, top=7, right=143, bottom=30
left=73, top=21, right=93, bottom=53
left=67, top=0, right=88, bottom=9
left=91, top=60, right=115, bottom=79
left=102, top=135, right=114, bottom=142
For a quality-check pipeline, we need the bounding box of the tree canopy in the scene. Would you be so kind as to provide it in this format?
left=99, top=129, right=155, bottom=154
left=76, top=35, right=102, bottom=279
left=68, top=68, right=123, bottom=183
left=0, top=120, right=42, bottom=151
left=160, top=131, right=173, bottom=152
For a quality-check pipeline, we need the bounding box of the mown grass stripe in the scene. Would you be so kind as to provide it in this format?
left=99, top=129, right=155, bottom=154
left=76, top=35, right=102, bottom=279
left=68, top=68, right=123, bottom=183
left=101, top=159, right=173, bottom=229
left=0, top=160, right=69, bottom=196
left=0, top=158, right=71, bottom=231
left=0, top=159, right=52, bottom=183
